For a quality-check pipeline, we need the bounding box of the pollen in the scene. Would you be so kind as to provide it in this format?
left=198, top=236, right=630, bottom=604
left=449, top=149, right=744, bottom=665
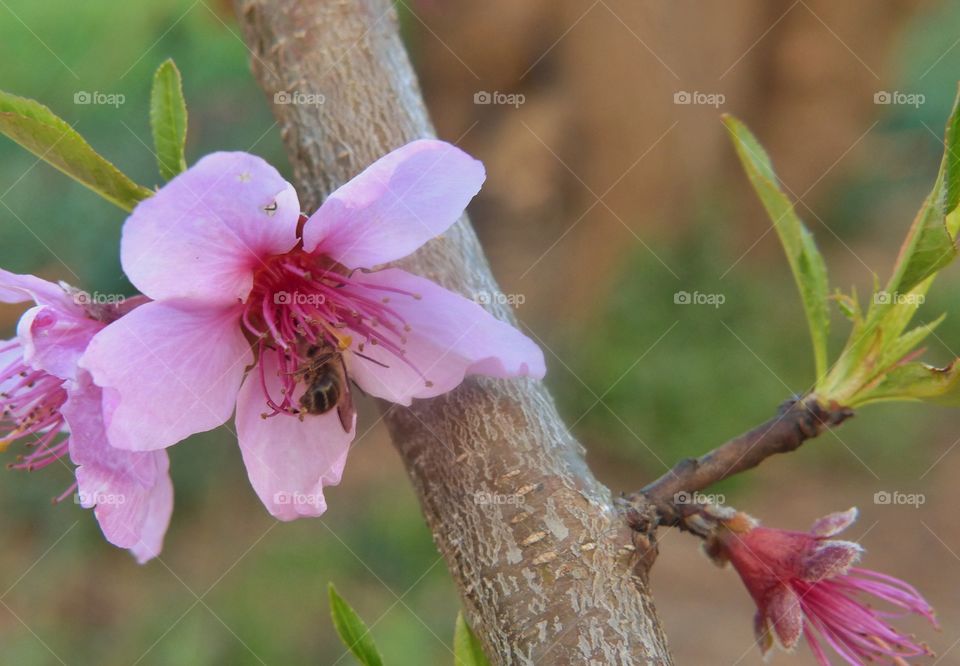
left=0, top=349, right=71, bottom=472
left=241, top=250, right=433, bottom=418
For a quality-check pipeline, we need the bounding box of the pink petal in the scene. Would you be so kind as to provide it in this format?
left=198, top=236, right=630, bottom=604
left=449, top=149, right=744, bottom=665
left=302, top=140, right=485, bottom=268
left=62, top=375, right=173, bottom=563
left=235, top=353, right=353, bottom=521
left=801, top=540, right=862, bottom=581
left=121, top=152, right=300, bottom=305
left=765, top=586, right=804, bottom=651
left=127, top=471, right=173, bottom=564
left=17, top=305, right=101, bottom=381
left=345, top=268, right=544, bottom=405
left=753, top=611, right=773, bottom=657
left=79, top=301, right=252, bottom=451
left=0, top=268, right=72, bottom=308
left=810, top=507, right=858, bottom=537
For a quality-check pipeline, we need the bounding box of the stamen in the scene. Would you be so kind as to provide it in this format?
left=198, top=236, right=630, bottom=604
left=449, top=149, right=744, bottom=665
left=0, top=349, right=72, bottom=481
left=52, top=481, right=78, bottom=504
left=242, top=249, right=437, bottom=415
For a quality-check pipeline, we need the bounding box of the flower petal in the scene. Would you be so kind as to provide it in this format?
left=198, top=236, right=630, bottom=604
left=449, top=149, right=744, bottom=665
left=18, top=305, right=101, bottom=381
left=753, top=611, right=774, bottom=657
left=127, top=471, right=173, bottom=564
left=765, top=586, right=803, bottom=651
left=801, top=540, right=862, bottom=581
left=302, top=140, right=484, bottom=268
left=80, top=300, right=251, bottom=451
left=0, top=268, right=72, bottom=308
left=810, top=507, right=858, bottom=537
left=62, top=374, right=173, bottom=563
left=235, top=352, right=353, bottom=521
left=344, top=269, right=545, bottom=405
left=121, top=152, right=300, bottom=304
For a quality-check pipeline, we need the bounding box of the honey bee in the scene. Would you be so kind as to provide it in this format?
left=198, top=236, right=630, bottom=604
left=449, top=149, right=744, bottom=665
left=297, top=344, right=354, bottom=432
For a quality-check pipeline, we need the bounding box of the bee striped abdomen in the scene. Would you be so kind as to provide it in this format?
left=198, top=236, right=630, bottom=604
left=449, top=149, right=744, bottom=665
left=299, top=372, right=341, bottom=415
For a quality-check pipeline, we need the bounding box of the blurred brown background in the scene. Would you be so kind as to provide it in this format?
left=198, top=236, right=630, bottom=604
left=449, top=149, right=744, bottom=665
left=1, top=0, right=959, bottom=663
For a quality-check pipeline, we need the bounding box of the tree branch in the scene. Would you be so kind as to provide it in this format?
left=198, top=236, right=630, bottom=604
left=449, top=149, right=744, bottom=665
left=234, top=0, right=672, bottom=663
left=635, top=397, right=853, bottom=528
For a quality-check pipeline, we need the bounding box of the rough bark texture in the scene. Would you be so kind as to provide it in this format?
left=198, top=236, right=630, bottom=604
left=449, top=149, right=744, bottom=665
left=234, top=0, right=672, bottom=663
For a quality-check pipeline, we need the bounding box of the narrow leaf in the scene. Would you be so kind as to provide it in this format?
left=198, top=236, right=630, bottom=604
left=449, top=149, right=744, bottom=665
left=886, top=86, right=960, bottom=296
left=724, top=115, right=831, bottom=378
left=454, top=612, right=491, bottom=666
left=328, top=584, right=384, bottom=666
left=880, top=313, right=945, bottom=372
left=832, top=289, right=861, bottom=323
left=853, top=359, right=960, bottom=406
left=0, top=91, right=152, bottom=211
left=149, top=59, right=188, bottom=181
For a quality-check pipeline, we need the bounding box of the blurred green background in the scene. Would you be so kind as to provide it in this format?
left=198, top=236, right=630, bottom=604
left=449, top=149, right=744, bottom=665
left=2, top=0, right=960, bottom=664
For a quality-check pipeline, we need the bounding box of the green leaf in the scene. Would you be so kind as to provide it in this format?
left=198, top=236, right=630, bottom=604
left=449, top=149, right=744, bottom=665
left=832, top=288, right=861, bottom=323
left=328, top=584, right=384, bottom=666
left=0, top=91, right=152, bottom=211
left=886, top=86, right=960, bottom=296
left=853, top=359, right=960, bottom=406
left=724, top=115, right=831, bottom=379
left=880, top=312, right=945, bottom=372
left=817, top=278, right=935, bottom=403
left=149, top=59, right=188, bottom=181
left=454, top=612, right=490, bottom=666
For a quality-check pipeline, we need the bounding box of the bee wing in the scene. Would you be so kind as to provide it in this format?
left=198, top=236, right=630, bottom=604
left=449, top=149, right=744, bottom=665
left=336, top=356, right=355, bottom=433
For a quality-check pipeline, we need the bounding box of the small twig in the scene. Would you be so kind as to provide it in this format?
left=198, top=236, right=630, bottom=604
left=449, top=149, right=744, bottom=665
left=628, top=396, right=853, bottom=530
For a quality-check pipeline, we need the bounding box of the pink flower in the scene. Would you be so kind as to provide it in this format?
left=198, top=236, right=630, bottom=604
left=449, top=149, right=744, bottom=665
left=80, top=140, right=545, bottom=521
left=0, top=269, right=172, bottom=563
left=705, top=508, right=937, bottom=665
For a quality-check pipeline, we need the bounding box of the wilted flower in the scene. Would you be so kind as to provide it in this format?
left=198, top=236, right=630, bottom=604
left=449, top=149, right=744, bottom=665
left=705, top=507, right=937, bottom=665
left=0, top=269, right=171, bottom=562
left=80, top=140, right=545, bottom=520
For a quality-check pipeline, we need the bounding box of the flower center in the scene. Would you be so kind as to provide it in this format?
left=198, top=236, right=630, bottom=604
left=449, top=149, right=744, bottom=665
left=241, top=249, right=428, bottom=418
left=0, top=341, right=71, bottom=476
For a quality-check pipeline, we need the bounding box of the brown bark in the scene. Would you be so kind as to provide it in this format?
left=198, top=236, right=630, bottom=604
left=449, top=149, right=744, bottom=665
left=638, top=398, right=853, bottom=527
left=234, top=0, right=672, bottom=663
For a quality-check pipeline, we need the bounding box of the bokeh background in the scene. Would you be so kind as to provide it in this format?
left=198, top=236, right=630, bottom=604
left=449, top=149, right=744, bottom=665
left=1, top=0, right=959, bottom=663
